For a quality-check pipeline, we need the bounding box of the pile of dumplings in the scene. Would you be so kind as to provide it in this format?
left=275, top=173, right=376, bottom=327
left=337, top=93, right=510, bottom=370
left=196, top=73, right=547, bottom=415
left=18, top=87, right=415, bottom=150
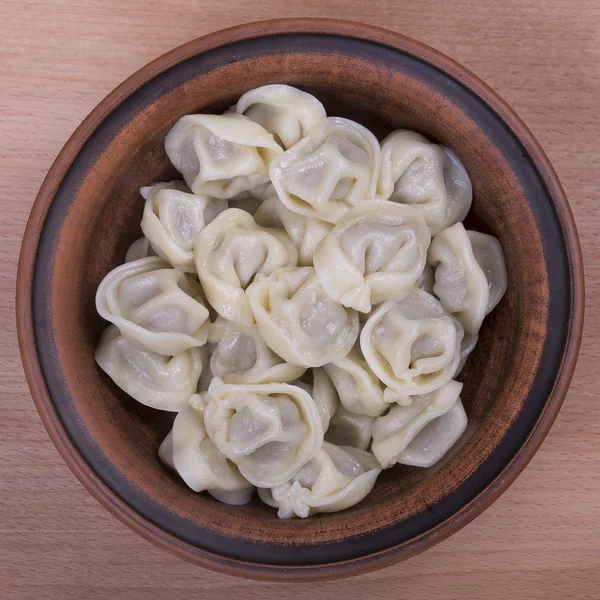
left=95, top=85, right=507, bottom=519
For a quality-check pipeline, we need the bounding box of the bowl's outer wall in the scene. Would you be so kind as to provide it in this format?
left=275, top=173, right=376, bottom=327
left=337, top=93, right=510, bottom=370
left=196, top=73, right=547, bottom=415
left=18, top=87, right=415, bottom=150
left=17, top=20, right=583, bottom=580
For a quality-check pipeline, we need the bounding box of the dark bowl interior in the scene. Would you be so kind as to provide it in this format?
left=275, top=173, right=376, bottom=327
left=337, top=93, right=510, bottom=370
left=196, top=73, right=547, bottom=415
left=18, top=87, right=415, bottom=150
left=19, top=20, right=582, bottom=580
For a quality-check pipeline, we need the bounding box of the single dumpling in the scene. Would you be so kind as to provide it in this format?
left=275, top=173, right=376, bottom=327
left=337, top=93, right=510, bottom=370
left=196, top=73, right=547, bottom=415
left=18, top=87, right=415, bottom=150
left=258, top=442, right=381, bottom=518
left=313, top=200, right=431, bottom=312
left=269, top=117, right=381, bottom=224
left=246, top=266, right=360, bottom=368
left=360, top=289, right=464, bottom=402
left=208, top=317, right=305, bottom=384
left=323, top=343, right=387, bottom=417
left=195, top=208, right=298, bottom=325
left=371, top=380, right=467, bottom=468
left=377, top=130, right=472, bottom=235
left=95, top=325, right=203, bottom=411
left=235, top=84, right=326, bottom=149
left=164, top=113, right=282, bottom=199
left=293, top=368, right=339, bottom=431
left=203, top=378, right=324, bottom=487
left=159, top=404, right=254, bottom=505
left=140, top=180, right=227, bottom=269
left=324, top=405, right=375, bottom=451
left=254, top=185, right=333, bottom=266
left=125, top=236, right=158, bottom=263
left=95, top=257, right=210, bottom=355
left=428, top=223, right=507, bottom=336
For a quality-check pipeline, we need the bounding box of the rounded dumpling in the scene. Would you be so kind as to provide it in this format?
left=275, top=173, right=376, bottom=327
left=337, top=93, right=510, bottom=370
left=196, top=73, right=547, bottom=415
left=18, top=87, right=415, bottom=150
left=95, top=257, right=211, bottom=355
left=195, top=209, right=298, bottom=325
left=235, top=84, right=326, bottom=149
left=428, top=223, right=507, bottom=336
left=269, top=117, right=381, bottom=224
left=95, top=325, right=203, bottom=411
left=255, top=185, right=333, bottom=266
left=208, top=317, right=305, bottom=384
left=258, top=442, right=381, bottom=518
left=323, top=344, right=386, bottom=417
left=377, top=130, right=472, bottom=235
left=325, top=405, right=375, bottom=451
left=159, top=405, right=254, bottom=505
left=125, top=236, right=158, bottom=263
left=164, top=113, right=282, bottom=199
left=246, top=266, right=360, bottom=368
left=313, top=200, right=431, bottom=312
left=360, top=290, right=464, bottom=402
left=293, top=367, right=339, bottom=431
left=140, top=180, right=227, bottom=269
left=203, top=378, right=324, bottom=487
left=371, top=380, right=467, bottom=468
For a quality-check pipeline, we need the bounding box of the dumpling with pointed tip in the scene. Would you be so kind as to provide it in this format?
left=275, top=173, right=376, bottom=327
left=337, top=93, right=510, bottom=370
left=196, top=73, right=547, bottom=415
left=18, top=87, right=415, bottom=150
left=269, top=117, right=381, bottom=224
left=314, top=200, right=431, bottom=312
left=428, top=223, right=507, bottom=336
left=246, top=266, right=360, bottom=368
left=360, top=290, right=464, bottom=401
left=377, top=130, right=472, bottom=235
left=371, top=380, right=467, bottom=468
left=140, top=180, right=227, bottom=269
left=165, top=113, right=282, bottom=199
left=235, top=84, right=326, bottom=149
left=195, top=209, right=298, bottom=325
left=258, top=442, right=380, bottom=518
left=159, top=404, right=254, bottom=505
left=95, top=257, right=210, bottom=355
left=203, top=378, right=324, bottom=487
left=95, top=325, right=203, bottom=412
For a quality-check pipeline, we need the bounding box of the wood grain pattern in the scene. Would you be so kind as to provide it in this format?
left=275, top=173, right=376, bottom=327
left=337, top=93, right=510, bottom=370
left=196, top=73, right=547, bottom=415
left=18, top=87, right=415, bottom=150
left=1, top=1, right=598, bottom=598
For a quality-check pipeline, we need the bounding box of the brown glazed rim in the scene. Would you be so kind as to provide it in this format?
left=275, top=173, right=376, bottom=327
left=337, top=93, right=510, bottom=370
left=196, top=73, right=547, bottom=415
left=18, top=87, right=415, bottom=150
left=17, top=19, right=584, bottom=580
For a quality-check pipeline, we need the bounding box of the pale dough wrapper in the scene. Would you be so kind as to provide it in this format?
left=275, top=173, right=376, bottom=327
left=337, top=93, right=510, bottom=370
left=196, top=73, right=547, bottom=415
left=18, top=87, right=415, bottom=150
left=235, top=84, right=326, bottom=150
left=314, top=200, right=431, bottom=312
left=269, top=117, right=381, bottom=224
left=165, top=113, right=282, bottom=199
left=246, top=266, right=360, bottom=368
left=140, top=180, right=227, bottom=269
left=203, top=378, right=324, bottom=487
left=258, top=442, right=380, bottom=518
left=208, top=317, right=305, bottom=385
left=95, top=325, right=203, bottom=412
left=371, top=380, right=467, bottom=468
left=360, top=289, right=464, bottom=401
left=377, top=130, right=472, bottom=235
left=95, top=257, right=210, bottom=355
left=325, top=405, right=375, bottom=451
left=293, top=367, right=339, bottom=432
left=195, top=208, right=298, bottom=325
left=159, top=405, right=254, bottom=505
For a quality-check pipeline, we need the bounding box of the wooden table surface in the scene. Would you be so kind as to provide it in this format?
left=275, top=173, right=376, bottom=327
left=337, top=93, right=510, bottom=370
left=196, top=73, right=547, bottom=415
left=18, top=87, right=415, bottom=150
left=2, top=1, right=599, bottom=598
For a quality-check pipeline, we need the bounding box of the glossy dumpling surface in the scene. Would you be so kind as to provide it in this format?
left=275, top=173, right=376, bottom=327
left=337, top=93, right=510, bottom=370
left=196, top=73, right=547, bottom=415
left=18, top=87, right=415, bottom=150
left=293, top=367, right=339, bottom=431
left=371, top=380, right=466, bottom=468
left=140, top=180, right=227, bottom=269
left=203, top=378, right=324, bottom=487
left=377, top=130, right=472, bottom=234
left=235, top=84, right=326, bottom=149
left=246, top=266, right=360, bottom=368
left=195, top=209, right=298, bottom=324
left=258, top=442, right=380, bottom=518
left=324, top=405, right=375, bottom=451
left=360, top=289, right=464, bottom=402
left=165, top=113, right=282, bottom=199
left=95, top=257, right=210, bottom=355
left=95, top=325, right=203, bottom=411
left=314, top=200, right=430, bottom=312
left=269, top=117, right=381, bottom=223
left=159, top=405, right=254, bottom=504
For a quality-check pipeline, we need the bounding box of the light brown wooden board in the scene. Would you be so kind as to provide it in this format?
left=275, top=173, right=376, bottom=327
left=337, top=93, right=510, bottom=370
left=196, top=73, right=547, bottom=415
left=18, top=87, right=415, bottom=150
left=1, top=1, right=599, bottom=598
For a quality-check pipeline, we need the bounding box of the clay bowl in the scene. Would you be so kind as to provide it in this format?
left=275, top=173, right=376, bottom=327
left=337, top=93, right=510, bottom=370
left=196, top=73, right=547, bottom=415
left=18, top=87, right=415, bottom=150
left=17, top=19, right=583, bottom=580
